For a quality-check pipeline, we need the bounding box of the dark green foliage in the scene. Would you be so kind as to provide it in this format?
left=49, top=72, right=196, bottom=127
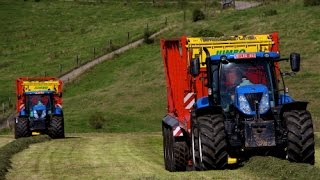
left=35, top=0, right=40, bottom=2
left=0, top=128, right=11, bottom=135
left=143, top=29, right=154, bottom=44
left=88, top=112, right=106, bottom=129
left=0, top=136, right=50, bottom=179
left=193, top=28, right=224, bottom=37
left=304, top=0, right=320, bottom=6
left=192, top=9, right=205, bottom=22
left=263, top=9, right=278, bottom=16
left=233, top=24, right=242, bottom=31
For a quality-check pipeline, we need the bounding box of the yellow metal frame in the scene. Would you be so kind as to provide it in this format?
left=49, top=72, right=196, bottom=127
left=22, top=80, right=60, bottom=93
left=187, top=34, right=274, bottom=67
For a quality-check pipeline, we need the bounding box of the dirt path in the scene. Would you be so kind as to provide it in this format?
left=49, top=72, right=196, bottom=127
left=59, top=25, right=175, bottom=83
left=235, top=1, right=261, bottom=10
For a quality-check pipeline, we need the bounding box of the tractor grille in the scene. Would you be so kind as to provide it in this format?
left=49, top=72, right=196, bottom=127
left=245, top=93, right=263, bottom=111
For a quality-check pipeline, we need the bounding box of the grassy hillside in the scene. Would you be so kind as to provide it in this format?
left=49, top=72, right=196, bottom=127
left=1, top=0, right=319, bottom=131
left=62, top=0, right=320, bottom=132
left=63, top=43, right=166, bottom=133
left=0, top=0, right=191, bottom=106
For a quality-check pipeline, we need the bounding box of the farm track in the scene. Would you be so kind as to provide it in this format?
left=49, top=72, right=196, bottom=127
left=59, top=25, right=175, bottom=84
left=235, top=1, right=261, bottom=10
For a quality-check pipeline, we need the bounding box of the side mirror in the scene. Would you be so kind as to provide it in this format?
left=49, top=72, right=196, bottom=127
left=290, top=53, right=300, bottom=72
left=190, top=58, right=200, bottom=77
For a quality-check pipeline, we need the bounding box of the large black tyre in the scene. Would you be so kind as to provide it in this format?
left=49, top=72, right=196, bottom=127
left=162, top=124, right=189, bottom=172
left=284, top=110, right=315, bottom=165
left=14, top=117, right=31, bottom=139
left=193, top=114, right=228, bottom=170
left=48, top=116, right=65, bottom=139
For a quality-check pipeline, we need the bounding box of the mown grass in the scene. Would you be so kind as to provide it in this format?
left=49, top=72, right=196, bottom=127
left=5, top=133, right=320, bottom=179
left=0, top=135, right=13, bottom=148
left=0, top=135, right=50, bottom=179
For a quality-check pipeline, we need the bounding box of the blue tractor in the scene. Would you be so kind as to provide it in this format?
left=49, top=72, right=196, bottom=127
left=189, top=50, right=315, bottom=169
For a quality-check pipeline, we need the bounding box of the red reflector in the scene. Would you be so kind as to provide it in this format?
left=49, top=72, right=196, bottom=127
left=235, top=53, right=256, bottom=59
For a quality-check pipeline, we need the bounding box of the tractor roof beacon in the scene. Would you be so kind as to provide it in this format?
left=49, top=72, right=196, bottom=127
left=161, top=32, right=315, bottom=171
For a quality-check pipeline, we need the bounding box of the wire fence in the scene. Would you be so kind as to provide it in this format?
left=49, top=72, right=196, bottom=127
left=0, top=15, right=181, bottom=123
left=40, top=19, right=171, bottom=78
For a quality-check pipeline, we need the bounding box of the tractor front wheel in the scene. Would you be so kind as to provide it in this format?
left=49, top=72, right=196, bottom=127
left=193, top=114, right=228, bottom=170
left=14, top=117, right=31, bottom=139
left=48, top=116, right=65, bottom=139
left=284, top=110, right=315, bottom=165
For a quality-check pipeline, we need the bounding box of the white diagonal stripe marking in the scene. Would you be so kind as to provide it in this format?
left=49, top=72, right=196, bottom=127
left=185, top=99, right=195, bottom=109
left=184, top=93, right=194, bottom=103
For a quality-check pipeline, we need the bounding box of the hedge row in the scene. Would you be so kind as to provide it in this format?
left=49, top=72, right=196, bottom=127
left=0, top=136, right=51, bottom=179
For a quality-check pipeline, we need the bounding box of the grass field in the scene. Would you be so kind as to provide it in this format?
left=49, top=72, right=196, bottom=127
left=62, top=0, right=320, bottom=133
left=0, top=0, right=192, bottom=104
left=0, top=135, right=13, bottom=148
left=2, top=0, right=320, bottom=179
left=63, top=42, right=166, bottom=133
left=5, top=133, right=320, bottom=180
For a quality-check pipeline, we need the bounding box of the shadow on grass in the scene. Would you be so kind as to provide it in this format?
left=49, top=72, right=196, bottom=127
left=64, top=136, right=81, bottom=139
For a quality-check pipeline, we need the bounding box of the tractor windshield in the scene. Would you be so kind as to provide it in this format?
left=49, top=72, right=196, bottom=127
left=219, top=60, right=274, bottom=111
left=26, top=94, right=53, bottom=112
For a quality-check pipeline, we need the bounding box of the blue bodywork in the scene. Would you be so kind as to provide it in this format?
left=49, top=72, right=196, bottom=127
left=234, top=84, right=270, bottom=115
left=24, top=90, right=55, bottom=95
left=195, top=96, right=209, bottom=109
left=279, top=93, right=294, bottom=104
left=210, top=52, right=280, bottom=61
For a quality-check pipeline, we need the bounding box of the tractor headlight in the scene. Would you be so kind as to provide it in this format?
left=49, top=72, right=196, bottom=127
left=259, top=93, right=270, bottom=114
left=239, top=95, right=252, bottom=114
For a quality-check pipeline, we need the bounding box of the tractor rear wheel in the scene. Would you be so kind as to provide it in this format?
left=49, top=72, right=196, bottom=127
left=193, top=114, right=228, bottom=170
left=162, top=124, right=189, bottom=171
left=14, top=117, right=31, bottom=139
left=48, top=116, right=65, bottom=139
left=284, top=110, right=315, bottom=165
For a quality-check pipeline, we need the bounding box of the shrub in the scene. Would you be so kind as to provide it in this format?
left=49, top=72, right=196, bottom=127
left=233, top=24, right=242, bottom=31
left=263, top=9, right=278, bottom=16
left=192, top=9, right=205, bottom=22
left=193, top=29, right=224, bottom=37
left=304, top=0, right=320, bottom=6
left=143, top=29, right=154, bottom=44
left=88, top=112, right=106, bottom=129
